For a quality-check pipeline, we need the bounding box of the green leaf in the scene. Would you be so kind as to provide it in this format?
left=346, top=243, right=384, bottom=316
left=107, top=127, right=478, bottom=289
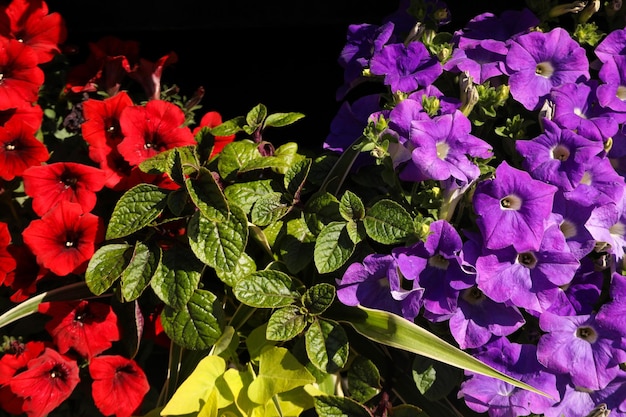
left=264, top=112, right=305, bottom=128
left=208, top=115, right=245, bottom=136
left=347, top=356, right=381, bottom=403
left=305, top=318, right=349, bottom=373
left=250, top=192, right=290, bottom=227
left=85, top=243, right=132, bottom=295
left=224, top=179, right=276, bottom=213
left=302, top=283, right=335, bottom=315
left=412, top=355, right=462, bottom=400
left=139, top=146, right=198, bottom=180
left=284, top=157, right=311, bottom=201
left=167, top=188, right=190, bottom=216
left=278, top=216, right=315, bottom=274
left=160, top=289, right=225, bottom=350
left=233, top=270, right=300, bottom=308
left=329, top=304, right=552, bottom=398
left=121, top=241, right=160, bottom=301
left=106, top=184, right=170, bottom=239
left=187, top=206, right=248, bottom=272
left=314, top=221, right=355, bottom=274
left=247, top=347, right=316, bottom=404
left=215, top=252, right=257, bottom=287
left=185, top=167, right=229, bottom=221
left=304, top=192, right=342, bottom=234
left=346, top=219, right=365, bottom=245
left=151, top=245, right=204, bottom=310
left=390, top=404, right=428, bottom=417
left=313, top=395, right=373, bottom=417
left=363, top=199, right=415, bottom=245
left=266, top=305, right=307, bottom=341
left=217, top=140, right=262, bottom=181
left=160, top=355, right=226, bottom=416
left=339, top=190, right=365, bottom=221
left=246, top=103, right=268, bottom=129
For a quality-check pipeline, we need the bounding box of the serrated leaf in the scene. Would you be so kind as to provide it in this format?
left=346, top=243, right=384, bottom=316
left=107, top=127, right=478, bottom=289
left=208, top=115, right=245, bottom=136
left=305, top=318, right=349, bottom=373
left=248, top=347, right=316, bottom=404
left=217, top=140, right=262, bottom=180
left=160, top=289, right=224, bottom=350
left=85, top=243, right=131, bottom=295
left=339, top=190, right=365, bottom=221
left=246, top=103, right=267, bottom=128
left=224, top=179, right=276, bottom=213
left=313, top=395, right=373, bottom=417
left=106, top=184, right=170, bottom=239
left=363, top=199, right=415, bottom=245
left=233, top=270, right=300, bottom=308
left=121, top=242, right=159, bottom=301
left=266, top=305, right=307, bottom=341
left=188, top=206, right=248, bottom=272
left=151, top=245, right=204, bottom=310
left=302, top=283, right=335, bottom=315
left=161, top=355, right=226, bottom=416
left=264, top=112, right=305, bottom=128
left=185, top=167, right=229, bottom=221
left=215, top=252, right=256, bottom=287
left=347, top=356, right=381, bottom=403
left=314, top=221, right=355, bottom=274
left=250, top=192, right=290, bottom=227
left=284, top=157, right=311, bottom=201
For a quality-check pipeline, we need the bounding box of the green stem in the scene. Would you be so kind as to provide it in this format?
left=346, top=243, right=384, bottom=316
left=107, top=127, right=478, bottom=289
left=228, top=303, right=257, bottom=331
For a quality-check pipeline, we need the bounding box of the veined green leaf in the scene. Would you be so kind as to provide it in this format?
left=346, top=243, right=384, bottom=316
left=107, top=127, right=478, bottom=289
left=217, top=140, right=262, bottom=181
left=330, top=304, right=552, bottom=398
left=305, top=318, right=349, bottom=373
left=185, top=167, right=229, bottom=221
left=151, top=245, right=204, bottom=310
left=363, top=199, right=415, bottom=245
left=224, top=179, right=276, bottom=213
left=266, top=305, right=307, bottom=341
left=264, top=112, right=305, bottom=128
left=85, top=243, right=132, bottom=295
left=121, top=241, right=160, bottom=301
left=233, top=270, right=300, bottom=308
left=314, top=221, right=355, bottom=274
left=106, top=184, right=170, bottom=239
left=313, top=395, right=373, bottom=417
left=347, top=356, right=381, bottom=403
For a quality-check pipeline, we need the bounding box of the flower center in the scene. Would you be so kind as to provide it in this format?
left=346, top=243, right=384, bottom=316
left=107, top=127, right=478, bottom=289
left=573, top=108, right=587, bottom=119
left=4, top=142, right=15, bottom=151
left=580, top=171, right=592, bottom=185
left=560, top=219, right=577, bottom=239
left=535, top=62, right=554, bottom=78
left=49, top=364, right=66, bottom=380
left=500, top=194, right=522, bottom=210
left=551, top=144, right=570, bottom=161
left=610, top=222, right=626, bottom=237
left=517, top=252, right=537, bottom=268
left=105, top=118, right=123, bottom=141
left=576, top=325, right=598, bottom=343
left=436, top=141, right=450, bottom=160
left=617, top=85, right=626, bottom=101
left=461, top=286, right=485, bottom=305
left=428, top=254, right=450, bottom=270
left=60, top=171, right=78, bottom=189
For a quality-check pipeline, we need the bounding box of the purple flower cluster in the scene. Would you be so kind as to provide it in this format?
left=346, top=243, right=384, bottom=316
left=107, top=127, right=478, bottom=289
left=329, top=2, right=626, bottom=416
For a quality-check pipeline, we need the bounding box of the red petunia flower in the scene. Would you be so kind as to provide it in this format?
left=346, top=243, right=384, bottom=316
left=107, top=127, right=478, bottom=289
left=0, top=102, right=43, bottom=131
left=193, top=110, right=236, bottom=159
left=117, top=99, right=195, bottom=166
left=128, top=51, right=178, bottom=101
left=65, top=36, right=139, bottom=95
left=22, top=200, right=104, bottom=276
left=0, top=221, right=16, bottom=287
left=81, top=91, right=133, bottom=164
left=9, top=347, right=79, bottom=417
left=38, top=300, right=121, bottom=359
left=89, top=355, right=150, bottom=417
left=0, top=0, right=67, bottom=64
left=0, top=36, right=45, bottom=108
left=0, top=340, right=46, bottom=415
left=22, top=161, right=106, bottom=216
left=0, top=118, right=49, bottom=180
left=3, top=244, right=48, bottom=302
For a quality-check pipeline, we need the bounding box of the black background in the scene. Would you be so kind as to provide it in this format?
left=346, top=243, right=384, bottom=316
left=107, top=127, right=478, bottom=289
left=45, top=0, right=528, bottom=151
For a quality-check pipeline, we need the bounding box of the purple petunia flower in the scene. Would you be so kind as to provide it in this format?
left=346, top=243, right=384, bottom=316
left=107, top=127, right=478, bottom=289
left=505, top=27, right=589, bottom=110
left=474, top=222, right=579, bottom=314
left=369, top=41, right=442, bottom=94
left=537, top=311, right=626, bottom=390
left=584, top=194, right=626, bottom=263
left=544, top=373, right=626, bottom=417
left=443, top=40, right=508, bottom=84
left=596, top=273, right=626, bottom=338
left=336, top=253, right=423, bottom=321
left=597, top=55, right=626, bottom=122
left=595, top=27, right=626, bottom=64
left=459, top=336, right=559, bottom=417
left=552, top=191, right=596, bottom=260
left=398, top=110, right=492, bottom=184
left=562, top=154, right=625, bottom=208
left=393, top=220, right=473, bottom=318
left=473, top=161, right=558, bottom=252
left=515, top=118, right=603, bottom=191
left=547, top=257, right=604, bottom=316
left=323, top=94, right=382, bottom=153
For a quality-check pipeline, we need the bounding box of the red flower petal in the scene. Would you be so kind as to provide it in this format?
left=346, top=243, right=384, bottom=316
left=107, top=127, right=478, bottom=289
left=0, top=37, right=45, bottom=108
left=9, top=348, right=79, bottom=417
left=38, top=300, right=120, bottom=359
left=89, top=355, right=150, bottom=417
left=0, top=118, right=49, bottom=180
left=192, top=110, right=235, bottom=158
left=22, top=200, right=104, bottom=276
left=22, top=161, right=106, bottom=216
